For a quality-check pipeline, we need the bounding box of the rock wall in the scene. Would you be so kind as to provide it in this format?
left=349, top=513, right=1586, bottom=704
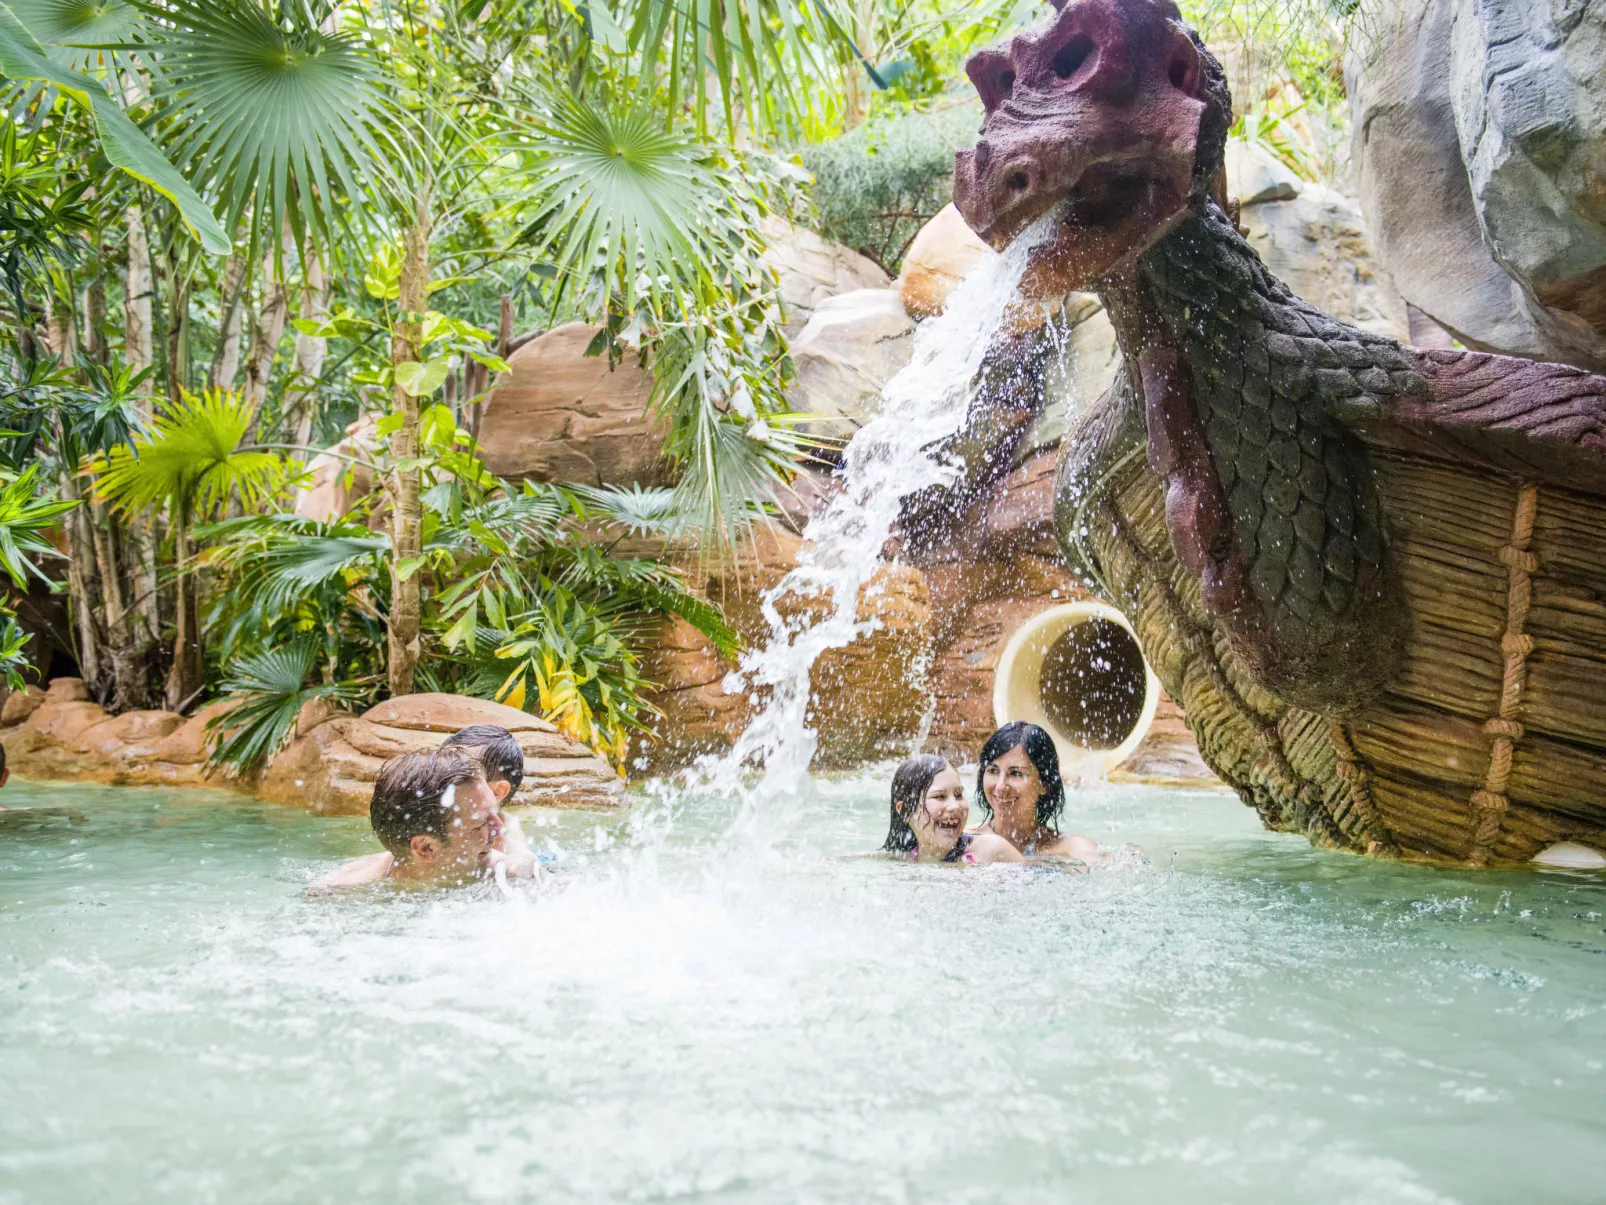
left=477, top=324, right=671, bottom=487
left=1, top=684, right=624, bottom=813
left=1347, top=0, right=1606, bottom=368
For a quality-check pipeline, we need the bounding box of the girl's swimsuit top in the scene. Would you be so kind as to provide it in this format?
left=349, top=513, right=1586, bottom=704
left=942, top=833, right=976, bottom=864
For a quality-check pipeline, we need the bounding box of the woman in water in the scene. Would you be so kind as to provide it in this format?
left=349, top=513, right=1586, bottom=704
left=882, top=755, right=1023, bottom=864
left=971, top=722, right=1102, bottom=861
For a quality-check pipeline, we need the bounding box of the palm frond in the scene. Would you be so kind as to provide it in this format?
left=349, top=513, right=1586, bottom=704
left=512, top=92, right=711, bottom=312
left=206, top=639, right=359, bottom=773
left=130, top=0, right=402, bottom=263
left=90, top=388, right=288, bottom=520
left=570, top=483, right=688, bottom=536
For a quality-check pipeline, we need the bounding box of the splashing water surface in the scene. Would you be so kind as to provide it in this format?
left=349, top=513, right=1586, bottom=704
left=700, top=212, right=1064, bottom=821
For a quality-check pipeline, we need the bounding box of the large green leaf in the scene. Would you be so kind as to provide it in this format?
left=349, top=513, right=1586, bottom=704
left=0, top=2, right=229, bottom=253
left=90, top=388, right=286, bottom=520
left=131, top=0, right=400, bottom=264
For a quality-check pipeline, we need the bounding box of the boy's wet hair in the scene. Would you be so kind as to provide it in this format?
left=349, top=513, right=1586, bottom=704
left=369, top=750, right=485, bottom=859
left=441, top=724, right=524, bottom=794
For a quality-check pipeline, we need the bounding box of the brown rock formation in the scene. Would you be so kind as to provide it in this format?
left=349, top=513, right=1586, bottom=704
left=476, top=323, right=670, bottom=487
left=2, top=684, right=624, bottom=814
left=258, top=693, right=624, bottom=815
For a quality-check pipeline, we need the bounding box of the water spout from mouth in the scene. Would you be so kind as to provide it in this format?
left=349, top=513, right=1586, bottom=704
left=682, top=208, right=1069, bottom=844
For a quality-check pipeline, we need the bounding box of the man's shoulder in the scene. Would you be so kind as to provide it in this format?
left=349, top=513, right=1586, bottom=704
left=307, top=851, right=394, bottom=891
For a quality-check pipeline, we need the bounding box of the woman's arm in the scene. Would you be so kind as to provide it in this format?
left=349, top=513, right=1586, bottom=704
left=968, top=833, right=1025, bottom=863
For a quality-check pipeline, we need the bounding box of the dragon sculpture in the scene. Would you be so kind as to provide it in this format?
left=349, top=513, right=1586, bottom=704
left=949, top=0, right=1606, bottom=863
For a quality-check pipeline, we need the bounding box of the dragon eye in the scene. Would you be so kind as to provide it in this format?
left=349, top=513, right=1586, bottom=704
left=1051, top=34, right=1093, bottom=80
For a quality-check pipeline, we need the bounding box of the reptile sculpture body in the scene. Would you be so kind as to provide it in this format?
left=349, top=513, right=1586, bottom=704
left=950, top=0, right=1606, bottom=863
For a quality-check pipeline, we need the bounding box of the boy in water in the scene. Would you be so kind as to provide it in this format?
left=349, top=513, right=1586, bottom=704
left=440, top=724, right=542, bottom=878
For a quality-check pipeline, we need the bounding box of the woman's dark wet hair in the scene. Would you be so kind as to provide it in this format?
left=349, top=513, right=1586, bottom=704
left=881, top=754, right=952, bottom=854
left=975, top=722, right=1065, bottom=836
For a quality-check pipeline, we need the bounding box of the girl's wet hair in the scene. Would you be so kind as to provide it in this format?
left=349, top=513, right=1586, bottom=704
left=881, top=754, right=952, bottom=854
left=975, top=721, right=1065, bottom=835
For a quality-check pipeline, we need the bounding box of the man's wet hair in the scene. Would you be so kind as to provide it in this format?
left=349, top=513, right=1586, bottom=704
left=369, top=750, right=486, bottom=859
left=441, top=724, right=524, bottom=794
left=0, top=738, right=7, bottom=778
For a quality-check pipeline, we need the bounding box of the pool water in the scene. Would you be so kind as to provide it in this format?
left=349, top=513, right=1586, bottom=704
left=2, top=776, right=1603, bottom=1204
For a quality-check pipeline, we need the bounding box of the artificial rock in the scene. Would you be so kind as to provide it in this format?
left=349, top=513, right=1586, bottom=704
left=760, top=216, right=892, bottom=336
left=476, top=323, right=670, bottom=487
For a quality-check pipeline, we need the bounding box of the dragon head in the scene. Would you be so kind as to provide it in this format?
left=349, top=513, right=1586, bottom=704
left=952, top=0, right=1231, bottom=296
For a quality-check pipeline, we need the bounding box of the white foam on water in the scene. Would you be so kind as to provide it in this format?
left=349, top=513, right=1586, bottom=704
left=675, top=210, right=1067, bottom=842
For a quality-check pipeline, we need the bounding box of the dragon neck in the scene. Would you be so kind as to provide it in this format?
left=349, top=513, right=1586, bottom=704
left=1085, top=199, right=1411, bottom=714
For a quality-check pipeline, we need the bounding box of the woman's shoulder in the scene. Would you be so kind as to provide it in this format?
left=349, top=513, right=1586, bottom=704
left=965, top=832, right=1025, bottom=863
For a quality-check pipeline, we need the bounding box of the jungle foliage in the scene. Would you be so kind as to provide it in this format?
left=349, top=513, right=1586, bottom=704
left=0, top=0, right=1361, bottom=776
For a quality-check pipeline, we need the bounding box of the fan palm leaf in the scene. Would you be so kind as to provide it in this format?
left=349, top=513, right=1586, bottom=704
left=513, top=94, right=726, bottom=312
left=129, top=0, right=401, bottom=263
left=90, top=388, right=286, bottom=520
left=206, top=638, right=359, bottom=773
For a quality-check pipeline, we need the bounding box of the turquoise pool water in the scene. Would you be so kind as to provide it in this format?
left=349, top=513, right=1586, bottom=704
left=1, top=776, right=1603, bottom=1203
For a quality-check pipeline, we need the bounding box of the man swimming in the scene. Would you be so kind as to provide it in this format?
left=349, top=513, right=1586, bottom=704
left=310, top=724, right=544, bottom=890
left=309, top=749, right=526, bottom=890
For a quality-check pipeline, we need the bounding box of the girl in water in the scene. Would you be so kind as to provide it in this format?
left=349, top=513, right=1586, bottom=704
left=971, top=722, right=1103, bottom=862
left=882, top=755, right=1023, bottom=864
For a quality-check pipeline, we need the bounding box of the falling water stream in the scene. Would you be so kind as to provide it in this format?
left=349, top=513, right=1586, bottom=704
left=698, top=211, right=1064, bottom=825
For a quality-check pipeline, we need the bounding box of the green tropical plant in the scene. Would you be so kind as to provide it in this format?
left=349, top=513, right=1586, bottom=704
left=0, top=463, right=78, bottom=688
left=205, top=638, right=362, bottom=773
left=0, top=2, right=229, bottom=253
left=126, top=0, right=402, bottom=265
left=90, top=387, right=295, bottom=707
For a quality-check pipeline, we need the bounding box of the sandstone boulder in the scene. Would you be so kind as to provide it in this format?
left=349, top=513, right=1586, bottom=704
left=786, top=288, right=915, bottom=429
left=1224, top=138, right=1299, bottom=205
left=477, top=324, right=670, bottom=487
left=258, top=693, right=624, bottom=815
left=292, top=414, right=380, bottom=523
left=897, top=203, right=989, bottom=319
left=760, top=216, right=892, bottom=336
left=1238, top=182, right=1409, bottom=341
left=1447, top=0, right=1606, bottom=360
left=0, top=684, right=45, bottom=726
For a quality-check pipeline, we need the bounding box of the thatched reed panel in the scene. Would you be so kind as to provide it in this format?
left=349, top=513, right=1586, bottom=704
left=1388, top=622, right=1502, bottom=719
left=1507, top=735, right=1606, bottom=822
left=1530, top=487, right=1606, bottom=588
left=1393, top=545, right=1507, bottom=637
left=1351, top=705, right=1489, bottom=789
left=1373, top=456, right=1517, bottom=554
left=1368, top=770, right=1477, bottom=860
left=1487, top=803, right=1572, bottom=863
left=1519, top=648, right=1606, bottom=747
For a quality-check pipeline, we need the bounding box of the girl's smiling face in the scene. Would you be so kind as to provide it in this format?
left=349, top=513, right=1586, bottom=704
left=908, top=765, right=968, bottom=856
left=983, top=745, right=1043, bottom=834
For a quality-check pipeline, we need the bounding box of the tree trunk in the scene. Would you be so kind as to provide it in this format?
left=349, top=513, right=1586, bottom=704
left=284, top=254, right=331, bottom=446
left=87, top=499, right=147, bottom=710
left=44, top=300, right=105, bottom=691
left=208, top=254, right=248, bottom=390
left=163, top=506, right=203, bottom=711
left=124, top=206, right=162, bottom=645
left=243, top=244, right=291, bottom=431
left=386, top=189, right=432, bottom=698
left=84, top=276, right=106, bottom=365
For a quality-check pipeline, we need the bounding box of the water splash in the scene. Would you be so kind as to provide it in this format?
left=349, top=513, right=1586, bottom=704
left=691, top=211, right=1066, bottom=837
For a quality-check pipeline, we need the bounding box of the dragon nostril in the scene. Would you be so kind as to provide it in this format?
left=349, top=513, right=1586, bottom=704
left=998, top=69, right=1016, bottom=97
left=1169, top=59, right=1191, bottom=88
left=1007, top=170, right=1030, bottom=192
left=1051, top=34, right=1093, bottom=80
